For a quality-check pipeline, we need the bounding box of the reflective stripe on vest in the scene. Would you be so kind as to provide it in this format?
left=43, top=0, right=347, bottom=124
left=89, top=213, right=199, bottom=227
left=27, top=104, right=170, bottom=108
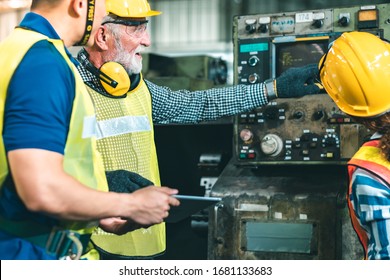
left=83, top=115, right=151, bottom=139
left=86, top=81, right=165, bottom=257
left=0, top=28, right=108, bottom=237
left=347, top=140, right=390, bottom=259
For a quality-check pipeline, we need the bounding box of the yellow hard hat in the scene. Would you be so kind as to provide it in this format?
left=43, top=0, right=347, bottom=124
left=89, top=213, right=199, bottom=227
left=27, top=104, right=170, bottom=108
left=319, top=31, right=390, bottom=118
left=106, top=0, right=161, bottom=18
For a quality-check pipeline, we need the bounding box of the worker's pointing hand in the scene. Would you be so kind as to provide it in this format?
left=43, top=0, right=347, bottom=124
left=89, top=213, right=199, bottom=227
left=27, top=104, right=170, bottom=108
left=276, top=63, right=321, bottom=98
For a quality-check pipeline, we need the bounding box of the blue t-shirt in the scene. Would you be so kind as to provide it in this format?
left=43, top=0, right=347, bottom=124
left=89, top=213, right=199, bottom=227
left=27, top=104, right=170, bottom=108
left=3, top=12, right=76, bottom=154
left=0, top=13, right=79, bottom=259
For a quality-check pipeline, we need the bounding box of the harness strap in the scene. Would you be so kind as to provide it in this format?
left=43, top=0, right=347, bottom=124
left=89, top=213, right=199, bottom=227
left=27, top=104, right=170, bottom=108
left=25, top=230, right=91, bottom=260
left=0, top=214, right=91, bottom=259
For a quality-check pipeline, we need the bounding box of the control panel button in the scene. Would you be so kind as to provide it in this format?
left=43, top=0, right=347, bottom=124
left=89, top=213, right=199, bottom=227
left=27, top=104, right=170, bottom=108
left=260, top=134, right=283, bottom=157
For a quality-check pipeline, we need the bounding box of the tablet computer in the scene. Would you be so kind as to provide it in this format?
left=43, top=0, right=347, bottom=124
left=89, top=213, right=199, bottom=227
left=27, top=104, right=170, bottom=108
left=165, top=195, right=222, bottom=223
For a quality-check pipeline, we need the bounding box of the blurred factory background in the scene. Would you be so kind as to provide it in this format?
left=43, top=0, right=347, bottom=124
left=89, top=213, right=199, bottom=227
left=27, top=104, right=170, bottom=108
left=1, top=0, right=390, bottom=260
left=2, top=0, right=388, bottom=78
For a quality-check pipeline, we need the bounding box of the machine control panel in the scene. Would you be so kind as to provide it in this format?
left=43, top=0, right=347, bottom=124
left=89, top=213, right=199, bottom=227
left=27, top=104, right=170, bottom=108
left=233, top=3, right=390, bottom=166
left=236, top=95, right=371, bottom=165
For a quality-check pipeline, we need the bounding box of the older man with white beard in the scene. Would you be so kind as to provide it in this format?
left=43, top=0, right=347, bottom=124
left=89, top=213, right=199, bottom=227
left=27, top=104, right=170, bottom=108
left=76, top=0, right=321, bottom=260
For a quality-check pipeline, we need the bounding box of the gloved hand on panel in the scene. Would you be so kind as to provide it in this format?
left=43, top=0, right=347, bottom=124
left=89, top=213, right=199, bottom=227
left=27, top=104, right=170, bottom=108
left=275, top=63, right=321, bottom=98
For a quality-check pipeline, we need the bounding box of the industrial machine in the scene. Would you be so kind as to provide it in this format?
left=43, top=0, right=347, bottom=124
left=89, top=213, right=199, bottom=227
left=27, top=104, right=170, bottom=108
left=208, top=3, right=390, bottom=260
left=143, top=53, right=228, bottom=91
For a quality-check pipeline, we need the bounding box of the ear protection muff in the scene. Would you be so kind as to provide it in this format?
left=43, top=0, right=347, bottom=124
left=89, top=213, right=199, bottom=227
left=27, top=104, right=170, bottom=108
left=78, top=48, right=136, bottom=97
left=99, top=61, right=131, bottom=96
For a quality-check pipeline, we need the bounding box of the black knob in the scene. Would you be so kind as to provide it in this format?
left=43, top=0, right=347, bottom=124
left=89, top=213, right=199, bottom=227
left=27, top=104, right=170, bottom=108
left=259, top=24, right=268, bottom=33
left=313, top=110, right=325, bottom=121
left=245, top=24, right=256, bottom=34
left=293, top=111, right=304, bottom=120
left=338, top=16, right=349, bottom=27
left=312, top=19, right=323, bottom=29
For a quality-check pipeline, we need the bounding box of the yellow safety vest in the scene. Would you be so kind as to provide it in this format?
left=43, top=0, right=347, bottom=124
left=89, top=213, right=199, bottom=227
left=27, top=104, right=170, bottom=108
left=86, top=79, right=165, bottom=257
left=0, top=28, right=108, bottom=239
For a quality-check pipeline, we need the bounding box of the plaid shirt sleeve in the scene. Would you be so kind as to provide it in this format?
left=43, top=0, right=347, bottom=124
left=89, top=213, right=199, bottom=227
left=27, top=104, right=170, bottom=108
left=145, top=80, right=269, bottom=124
left=350, top=169, right=390, bottom=259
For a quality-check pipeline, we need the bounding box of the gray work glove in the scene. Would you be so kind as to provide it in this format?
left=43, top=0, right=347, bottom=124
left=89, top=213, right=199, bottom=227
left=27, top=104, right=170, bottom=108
left=275, top=64, right=321, bottom=98
left=105, top=170, right=154, bottom=193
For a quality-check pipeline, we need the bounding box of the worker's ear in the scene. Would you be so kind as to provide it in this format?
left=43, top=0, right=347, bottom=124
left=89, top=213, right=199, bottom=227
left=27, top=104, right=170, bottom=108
left=70, top=0, right=87, bottom=18
left=95, top=25, right=110, bottom=51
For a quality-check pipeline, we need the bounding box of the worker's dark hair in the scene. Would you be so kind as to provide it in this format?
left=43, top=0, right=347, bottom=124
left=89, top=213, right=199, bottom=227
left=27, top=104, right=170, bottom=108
left=31, top=0, right=63, bottom=9
left=354, top=112, right=390, bottom=161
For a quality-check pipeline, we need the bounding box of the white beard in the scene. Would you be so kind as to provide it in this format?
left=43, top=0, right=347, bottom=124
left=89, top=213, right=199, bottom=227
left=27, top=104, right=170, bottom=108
left=114, top=42, right=143, bottom=75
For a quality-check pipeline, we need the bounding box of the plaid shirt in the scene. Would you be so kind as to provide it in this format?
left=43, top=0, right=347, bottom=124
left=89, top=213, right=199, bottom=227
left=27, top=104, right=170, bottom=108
left=76, top=55, right=269, bottom=124
left=349, top=134, right=390, bottom=260
left=350, top=169, right=390, bottom=259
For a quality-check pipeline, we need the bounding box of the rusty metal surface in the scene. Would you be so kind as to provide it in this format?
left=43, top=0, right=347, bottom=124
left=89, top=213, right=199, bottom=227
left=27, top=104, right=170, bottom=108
left=211, top=158, right=345, bottom=197
left=207, top=160, right=362, bottom=260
